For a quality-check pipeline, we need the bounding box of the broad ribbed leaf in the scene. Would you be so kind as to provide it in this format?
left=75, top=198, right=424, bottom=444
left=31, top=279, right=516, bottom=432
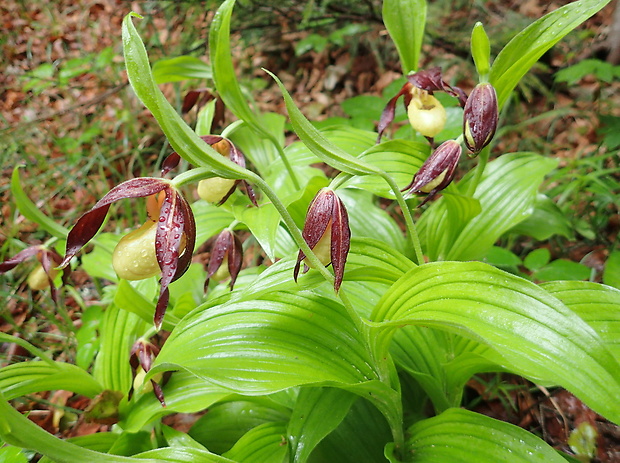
left=93, top=303, right=147, bottom=393
left=418, top=189, right=481, bottom=261
left=228, top=113, right=286, bottom=176
left=288, top=387, right=357, bottom=463
left=382, top=0, right=426, bottom=73
left=339, top=189, right=407, bottom=254
left=542, top=281, right=620, bottom=361
left=312, top=397, right=392, bottom=463
left=371, top=261, right=620, bottom=424
left=222, top=422, right=289, bottom=463
left=152, top=56, right=212, bottom=84
left=192, top=201, right=235, bottom=246
left=0, top=361, right=102, bottom=400
left=114, top=280, right=179, bottom=332
left=235, top=202, right=280, bottom=261
left=151, top=292, right=380, bottom=393
left=189, top=397, right=291, bottom=455
left=419, top=153, right=557, bottom=261
left=121, top=371, right=231, bottom=432
left=490, top=0, right=612, bottom=109
left=342, top=140, right=430, bottom=198
left=266, top=70, right=380, bottom=176
left=134, top=448, right=235, bottom=462
left=508, top=193, right=573, bottom=240
left=401, top=408, right=566, bottom=462
left=11, top=166, right=69, bottom=239
left=122, top=14, right=250, bottom=177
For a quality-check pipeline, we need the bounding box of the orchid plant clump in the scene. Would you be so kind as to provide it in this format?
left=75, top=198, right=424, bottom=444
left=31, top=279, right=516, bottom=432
left=1, top=0, right=619, bottom=462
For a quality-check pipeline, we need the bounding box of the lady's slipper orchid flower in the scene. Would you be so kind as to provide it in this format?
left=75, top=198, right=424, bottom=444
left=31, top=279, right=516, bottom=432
left=205, top=229, right=243, bottom=291
left=59, top=177, right=196, bottom=330
left=194, top=136, right=258, bottom=206
left=402, top=139, right=462, bottom=206
left=129, top=338, right=166, bottom=406
left=294, top=188, right=350, bottom=292
left=463, top=82, right=498, bottom=154
left=377, top=67, right=467, bottom=142
left=0, top=245, right=68, bottom=303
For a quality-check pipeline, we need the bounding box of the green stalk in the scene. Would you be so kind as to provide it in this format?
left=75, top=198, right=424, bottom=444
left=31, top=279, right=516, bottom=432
left=270, top=135, right=301, bottom=190
left=466, top=145, right=490, bottom=197
left=379, top=173, right=425, bottom=265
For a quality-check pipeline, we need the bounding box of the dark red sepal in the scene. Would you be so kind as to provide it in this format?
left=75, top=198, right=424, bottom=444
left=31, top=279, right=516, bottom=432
left=60, top=178, right=169, bottom=268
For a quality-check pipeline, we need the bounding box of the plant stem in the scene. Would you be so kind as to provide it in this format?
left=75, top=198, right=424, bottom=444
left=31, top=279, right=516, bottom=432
left=271, top=135, right=301, bottom=190
left=380, top=173, right=425, bottom=265
left=466, top=146, right=490, bottom=197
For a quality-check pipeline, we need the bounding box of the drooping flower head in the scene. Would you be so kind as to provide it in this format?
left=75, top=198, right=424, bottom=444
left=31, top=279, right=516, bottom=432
left=0, top=245, right=69, bottom=304
left=294, top=188, right=351, bottom=292
left=205, top=229, right=243, bottom=291
left=194, top=136, right=257, bottom=206
left=377, top=67, right=467, bottom=143
left=129, top=338, right=165, bottom=406
left=401, top=139, right=462, bottom=206
left=59, top=178, right=196, bottom=329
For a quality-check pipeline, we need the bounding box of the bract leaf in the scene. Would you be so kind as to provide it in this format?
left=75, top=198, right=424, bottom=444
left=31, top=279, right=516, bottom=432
left=382, top=0, right=426, bottom=73
left=402, top=408, right=566, bottom=462
left=490, top=0, right=613, bottom=109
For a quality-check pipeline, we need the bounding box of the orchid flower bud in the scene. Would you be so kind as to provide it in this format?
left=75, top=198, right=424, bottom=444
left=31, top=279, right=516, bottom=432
left=463, top=82, right=498, bottom=154
left=402, top=140, right=462, bottom=206
left=407, top=88, right=447, bottom=138
left=294, top=188, right=351, bottom=292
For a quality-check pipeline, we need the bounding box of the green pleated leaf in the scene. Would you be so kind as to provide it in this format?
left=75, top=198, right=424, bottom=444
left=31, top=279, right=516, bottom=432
left=339, top=189, right=407, bottom=255
left=235, top=202, right=280, bottom=261
left=541, top=281, right=620, bottom=361
left=382, top=0, right=426, bottom=73
left=11, top=166, right=69, bottom=239
left=0, top=361, right=102, bottom=400
left=401, top=408, right=566, bottom=462
left=288, top=387, right=357, bottom=463
left=121, top=371, right=231, bottom=432
left=603, top=250, right=620, bottom=290
left=266, top=70, right=380, bottom=176
left=122, top=13, right=250, bottom=177
left=37, top=432, right=120, bottom=463
left=420, top=153, right=557, bottom=261
left=134, top=448, right=235, bottom=462
left=342, top=140, right=430, bottom=199
left=189, top=396, right=291, bottom=455
left=489, top=0, right=612, bottom=109
left=311, top=397, right=392, bottom=463
left=152, top=56, right=212, bottom=84
left=192, top=201, right=235, bottom=246
left=150, top=292, right=380, bottom=394
left=371, top=261, right=620, bottom=424
left=93, top=303, right=148, bottom=393
left=508, top=194, right=574, bottom=240
left=418, top=189, right=482, bottom=261
left=162, top=425, right=209, bottom=451
left=222, top=422, right=289, bottom=463
left=114, top=279, right=180, bottom=331
left=390, top=326, right=497, bottom=412
left=228, top=113, right=286, bottom=176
